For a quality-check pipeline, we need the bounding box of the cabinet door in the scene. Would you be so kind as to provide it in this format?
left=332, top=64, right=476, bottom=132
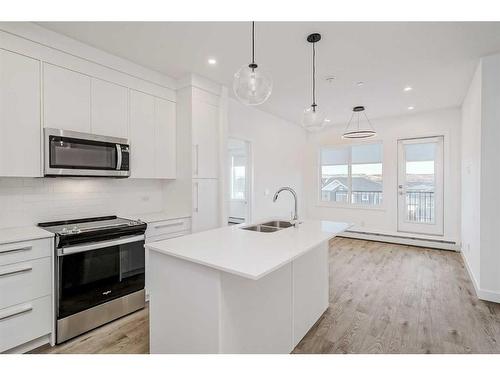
left=91, top=78, right=128, bottom=138
left=192, top=179, right=219, bottom=232
left=43, top=63, right=91, bottom=133
left=0, top=50, right=41, bottom=177
left=129, top=90, right=155, bottom=178
left=155, top=98, right=176, bottom=179
left=192, top=100, right=218, bottom=178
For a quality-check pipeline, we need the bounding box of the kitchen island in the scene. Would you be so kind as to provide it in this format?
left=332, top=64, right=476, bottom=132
left=146, top=219, right=350, bottom=353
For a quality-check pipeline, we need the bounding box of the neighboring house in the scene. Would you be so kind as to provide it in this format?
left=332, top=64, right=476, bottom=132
left=321, top=176, right=383, bottom=204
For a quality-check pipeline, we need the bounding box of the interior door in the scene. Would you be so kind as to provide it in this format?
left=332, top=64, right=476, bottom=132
left=227, top=138, right=251, bottom=224
left=397, top=136, right=444, bottom=235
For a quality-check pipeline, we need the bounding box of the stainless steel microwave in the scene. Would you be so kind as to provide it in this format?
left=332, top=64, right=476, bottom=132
left=44, top=128, right=130, bottom=177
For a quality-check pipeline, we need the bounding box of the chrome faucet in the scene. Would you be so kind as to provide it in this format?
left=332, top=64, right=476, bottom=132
left=273, top=187, right=299, bottom=226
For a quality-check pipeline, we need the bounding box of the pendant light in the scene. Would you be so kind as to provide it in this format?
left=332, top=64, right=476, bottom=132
left=342, top=106, right=377, bottom=139
left=233, top=21, right=273, bottom=106
left=302, top=33, right=327, bottom=131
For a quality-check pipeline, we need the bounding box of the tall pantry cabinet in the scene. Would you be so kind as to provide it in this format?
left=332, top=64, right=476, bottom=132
left=177, top=81, right=222, bottom=233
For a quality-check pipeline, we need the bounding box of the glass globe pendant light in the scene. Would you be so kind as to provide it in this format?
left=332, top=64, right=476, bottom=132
left=342, top=106, right=377, bottom=139
left=302, top=33, right=327, bottom=131
left=233, top=21, right=273, bottom=106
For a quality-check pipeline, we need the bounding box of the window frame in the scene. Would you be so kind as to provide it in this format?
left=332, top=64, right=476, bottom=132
left=317, top=141, right=386, bottom=211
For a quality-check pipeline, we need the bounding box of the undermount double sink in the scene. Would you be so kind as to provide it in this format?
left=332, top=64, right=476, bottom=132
left=241, top=220, right=294, bottom=233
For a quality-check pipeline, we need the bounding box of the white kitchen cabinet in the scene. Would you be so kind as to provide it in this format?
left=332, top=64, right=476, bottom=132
left=129, top=89, right=156, bottom=178
left=0, top=49, right=41, bottom=177
left=155, top=97, right=176, bottom=179
left=43, top=63, right=91, bottom=133
left=130, top=90, right=177, bottom=179
left=91, top=78, right=128, bottom=138
left=0, top=235, right=53, bottom=353
left=192, top=100, right=219, bottom=179
left=192, top=179, right=219, bottom=232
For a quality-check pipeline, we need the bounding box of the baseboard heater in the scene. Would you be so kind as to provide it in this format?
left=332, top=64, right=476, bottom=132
left=339, top=230, right=458, bottom=251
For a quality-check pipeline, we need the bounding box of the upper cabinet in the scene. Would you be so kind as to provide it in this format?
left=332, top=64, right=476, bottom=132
left=43, top=63, right=91, bottom=133
left=192, top=99, right=219, bottom=179
left=0, top=49, right=41, bottom=177
left=91, top=78, right=128, bottom=139
left=155, top=98, right=176, bottom=179
left=130, top=90, right=156, bottom=178
left=130, top=90, right=176, bottom=179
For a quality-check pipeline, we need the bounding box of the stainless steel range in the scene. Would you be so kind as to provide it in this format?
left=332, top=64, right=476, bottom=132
left=38, top=216, right=147, bottom=344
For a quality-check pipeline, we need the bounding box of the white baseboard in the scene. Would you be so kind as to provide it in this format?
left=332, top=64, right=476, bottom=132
left=460, top=252, right=500, bottom=303
left=340, top=230, right=459, bottom=251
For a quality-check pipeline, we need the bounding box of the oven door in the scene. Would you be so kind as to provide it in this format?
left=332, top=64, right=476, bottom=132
left=56, top=235, right=145, bottom=319
left=44, top=128, right=130, bottom=177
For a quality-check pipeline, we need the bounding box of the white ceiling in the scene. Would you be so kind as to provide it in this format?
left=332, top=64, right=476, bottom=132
left=37, top=22, right=500, bottom=126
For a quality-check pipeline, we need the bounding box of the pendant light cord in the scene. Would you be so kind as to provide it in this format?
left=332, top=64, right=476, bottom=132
left=252, top=21, right=255, bottom=65
left=312, top=42, right=317, bottom=110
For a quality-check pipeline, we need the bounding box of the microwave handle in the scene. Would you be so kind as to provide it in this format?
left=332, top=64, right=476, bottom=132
left=116, top=144, right=122, bottom=170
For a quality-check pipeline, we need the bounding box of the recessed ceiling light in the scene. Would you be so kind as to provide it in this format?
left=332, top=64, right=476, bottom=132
left=404, top=86, right=413, bottom=92
left=408, top=106, right=415, bottom=110
left=207, top=58, right=217, bottom=65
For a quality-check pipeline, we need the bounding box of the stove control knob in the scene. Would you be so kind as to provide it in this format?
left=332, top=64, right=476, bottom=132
left=61, top=227, right=69, bottom=234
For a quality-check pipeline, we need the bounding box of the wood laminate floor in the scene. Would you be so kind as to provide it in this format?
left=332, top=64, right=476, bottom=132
left=32, top=238, right=500, bottom=354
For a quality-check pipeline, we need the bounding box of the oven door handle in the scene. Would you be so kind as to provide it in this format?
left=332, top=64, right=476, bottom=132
left=57, top=234, right=145, bottom=256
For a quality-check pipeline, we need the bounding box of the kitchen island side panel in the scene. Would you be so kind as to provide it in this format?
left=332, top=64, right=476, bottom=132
left=220, top=262, right=293, bottom=353
left=149, top=251, right=222, bottom=354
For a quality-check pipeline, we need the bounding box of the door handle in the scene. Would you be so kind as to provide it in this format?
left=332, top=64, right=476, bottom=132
left=0, top=264, right=32, bottom=278
left=194, top=182, right=199, bottom=213
left=0, top=304, right=33, bottom=321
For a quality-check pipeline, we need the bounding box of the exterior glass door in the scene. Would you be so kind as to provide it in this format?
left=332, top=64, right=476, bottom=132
left=397, top=136, right=444, bottom=235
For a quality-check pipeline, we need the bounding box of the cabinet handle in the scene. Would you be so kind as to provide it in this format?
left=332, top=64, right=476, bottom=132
left=193, top=144, right=199, bottom=176
left=0, top=264, right=32, bottom=278
left=194, top=182, right=199, bottom=213
left=0, top=245, right=32, bottom=254
left=154, top=222, right=183, bottom=229
left=0, top=304, right=33, bottom=321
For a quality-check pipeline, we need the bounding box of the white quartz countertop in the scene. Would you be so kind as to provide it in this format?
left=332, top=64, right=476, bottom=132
left=146, top=219, right=351, bottom=280
left=0, top=226, right=54, bottom=245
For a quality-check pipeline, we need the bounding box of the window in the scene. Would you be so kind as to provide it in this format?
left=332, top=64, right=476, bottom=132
left=230, top=155, right=246, bottom=200
left=320, top=143, right=383, bottom=206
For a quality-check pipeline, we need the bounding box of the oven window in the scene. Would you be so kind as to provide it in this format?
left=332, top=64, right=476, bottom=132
left=58, top=240, right=145, bottom=319
left=50, top=136, right=117, bottom=170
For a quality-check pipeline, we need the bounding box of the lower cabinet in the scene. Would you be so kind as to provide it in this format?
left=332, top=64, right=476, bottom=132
left=0, top=237, right=53, bottom=353
left=192, top=179, right=219, bottom=233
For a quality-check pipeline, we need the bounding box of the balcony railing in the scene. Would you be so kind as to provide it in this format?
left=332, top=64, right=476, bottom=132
left=322, top=190, right=434, bottom=222
left=406, top=191, right=435, bottom=223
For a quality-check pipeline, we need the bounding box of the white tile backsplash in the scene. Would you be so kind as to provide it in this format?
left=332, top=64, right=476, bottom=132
left=0, top=177, right=166, bottom=228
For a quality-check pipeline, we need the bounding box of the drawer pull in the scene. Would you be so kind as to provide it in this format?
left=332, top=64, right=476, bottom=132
left=154, top=222, right=184, bottom=230
left=0, top=264, right=32, bottom=277
left=0, top=245, right=32, bottom=254
left=0, top=304, right=33, bottom=321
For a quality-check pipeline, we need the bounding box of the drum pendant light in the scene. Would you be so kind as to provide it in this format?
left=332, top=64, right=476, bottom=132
left=302, top=33, right=327, bottom=131
left=342, top=106, right=377, bottom=139
left=233, top=21, right=273, bottom=106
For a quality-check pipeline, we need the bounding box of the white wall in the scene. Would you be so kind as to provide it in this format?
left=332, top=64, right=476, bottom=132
left=304, top=108, right=462, bottom=243
left=227, top=98, right=307, bottom=222
left=479, top=54, right=500, bottom=294
left=0, top=177, right=169, bottom=228
left=461, top=63, right=482, bottom=283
